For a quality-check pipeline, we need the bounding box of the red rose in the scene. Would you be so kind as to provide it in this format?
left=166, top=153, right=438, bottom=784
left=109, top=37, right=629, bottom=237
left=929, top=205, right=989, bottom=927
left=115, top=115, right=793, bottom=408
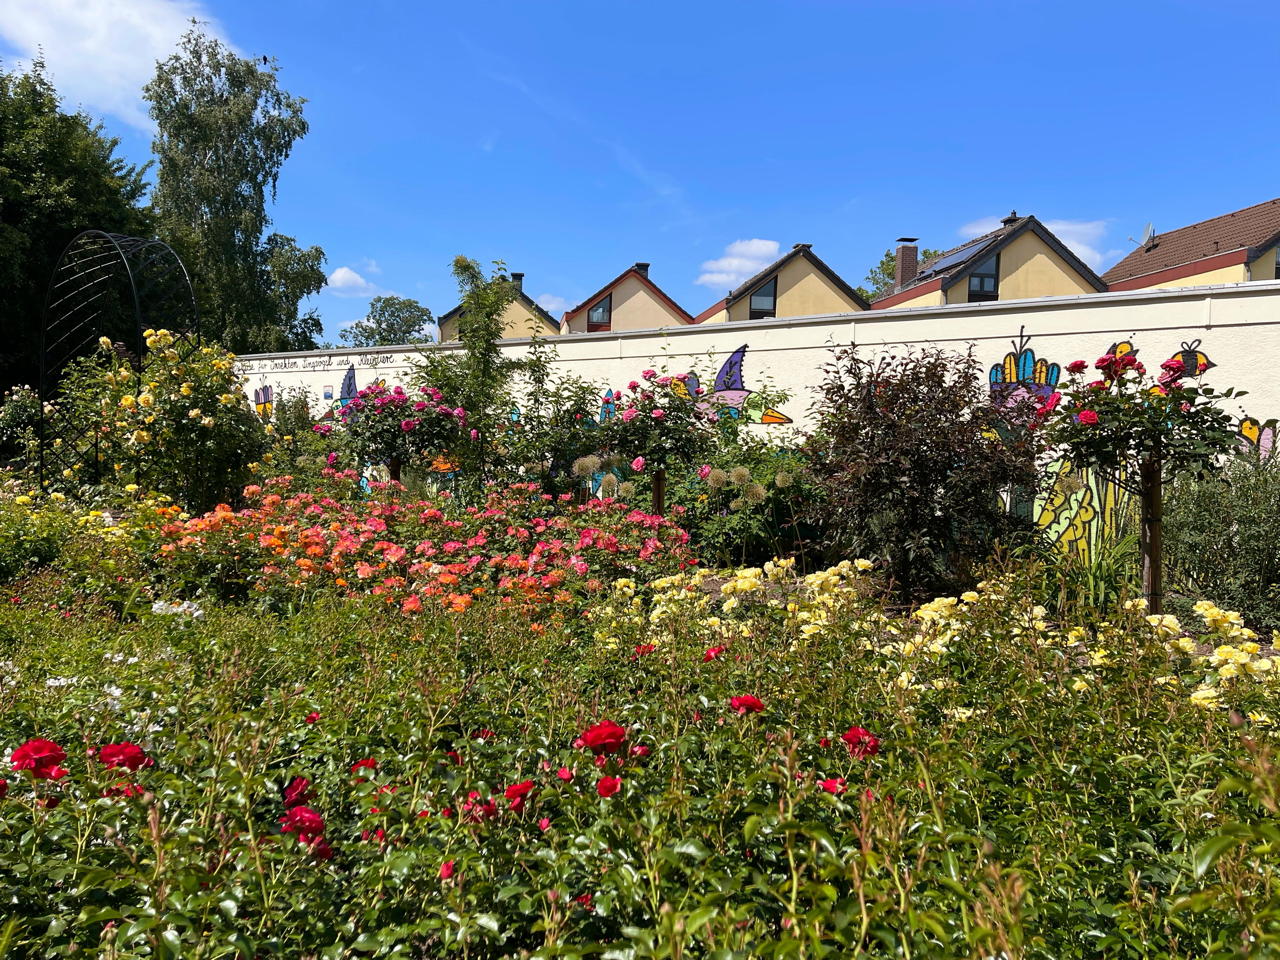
left=556, top=766, right=573, bottom=781
left=102, top=781, right=144, bottom=798
left=1066, top=360, right=1089, bottom=374
left=0, top=780, right=7, bottom=799
left=505, top=779, right=535, bottom=811
left=283, top=776, right=313, bottom=809
left=470, top=729, right=495, bottom=741
left=97, top=742, right=151, bottom=773
left=630, top=744, right=651, bottom=757
left=633, top=644, right=656, bottom=657
left=596, top=775, right=622, bottom=798
left=1116, top=354, right=1138, bottom=371
left=538, top=817, right=551, bottom=831
left=820, top=778, right=847, bottom=794
left=841, top=726, right=880, bottom=759
left=574, top=893, right=595, bottom=912
left=350, top=758, right=377, bottom=775
left=279, top=805, right=325, bottom=842
left=440, top=860, right=456, bottom=880
left=579, top=720, right=627, bottom=755
left=310, top=837, right=333, bottom=861
left=729, top=695, right=764, bottom=715
left=1077, top=409, right=1099, bottom=425
left=702, top=645, right=727, bottom=662
left=11, top=738, right=68, bottom=781
left=1095, top=354, right=1116, bottom=370
left=305, top=712, right=320, bottom=724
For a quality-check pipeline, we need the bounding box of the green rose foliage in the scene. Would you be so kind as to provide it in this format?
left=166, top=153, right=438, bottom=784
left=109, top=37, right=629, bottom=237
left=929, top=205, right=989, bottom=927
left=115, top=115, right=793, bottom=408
left=45, top=332, right=268, bottom=511
left=599, top=371, right=716, bottom=472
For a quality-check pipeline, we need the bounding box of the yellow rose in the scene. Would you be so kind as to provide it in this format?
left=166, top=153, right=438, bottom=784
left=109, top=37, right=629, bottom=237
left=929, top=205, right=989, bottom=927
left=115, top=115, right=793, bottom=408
left=14, top=495, right=32, bottom=505
left=124, top=484, right=140, bottom=493
left=98, top=336, right=112, bottom=350
left=180, top=383, right=193, bottom=396
left=201, top=416, right=215, bottom=428
left=138, top=394, right=154, bottom=408
left=120, top=395, right=137, bottom=409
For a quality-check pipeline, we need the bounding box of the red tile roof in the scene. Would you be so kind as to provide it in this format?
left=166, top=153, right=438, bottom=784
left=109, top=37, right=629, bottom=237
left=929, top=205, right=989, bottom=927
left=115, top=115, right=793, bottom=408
left=1102, top=197, right=1280, bottom=286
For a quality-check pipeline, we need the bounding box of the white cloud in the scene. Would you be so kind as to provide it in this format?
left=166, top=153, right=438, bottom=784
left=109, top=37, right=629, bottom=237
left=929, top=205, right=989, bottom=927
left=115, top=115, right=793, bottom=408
left=356, top=257, right=381, bottom=275
left=536, top=293, right=572, bottom=314
left=958, top=216, right=1003, bottom=239
left=958, top=215, right=1123, bottom=272
left=695, top=238, right=780, bottom=289
left=325, top=266, right=380, bottom=298
left=0, top=0, right=228, bottom=131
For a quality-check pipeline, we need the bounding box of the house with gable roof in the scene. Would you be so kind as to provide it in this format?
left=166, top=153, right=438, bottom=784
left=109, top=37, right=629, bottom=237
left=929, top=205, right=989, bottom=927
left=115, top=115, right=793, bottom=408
left=692, top=243, right=868, bottom=325
left=437, top=271, right=560, bottom=342
left=871, top=212, right=1106, bottom=311
left=559, top=262, right=692, bottom=334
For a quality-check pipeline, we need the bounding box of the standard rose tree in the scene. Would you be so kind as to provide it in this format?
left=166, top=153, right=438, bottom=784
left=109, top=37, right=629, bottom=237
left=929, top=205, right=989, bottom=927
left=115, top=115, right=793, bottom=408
left=1044, top=350, right=1247, bottom=612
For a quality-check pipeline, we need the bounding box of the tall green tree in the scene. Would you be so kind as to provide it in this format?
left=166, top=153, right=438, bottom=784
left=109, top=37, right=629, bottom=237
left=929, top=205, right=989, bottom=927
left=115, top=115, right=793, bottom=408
left=856, top=247, right=942, bottom=302
left=145, top=27, right=323, bottom=353
left=0, top=59, right=151, bottom=391
left=341, top=294, right=435, bottom=347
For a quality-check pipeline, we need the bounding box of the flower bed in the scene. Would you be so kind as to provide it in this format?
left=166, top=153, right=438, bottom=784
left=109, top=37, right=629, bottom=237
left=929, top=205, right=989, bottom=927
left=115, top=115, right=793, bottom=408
left=1, top=552, right=1278, bottom=956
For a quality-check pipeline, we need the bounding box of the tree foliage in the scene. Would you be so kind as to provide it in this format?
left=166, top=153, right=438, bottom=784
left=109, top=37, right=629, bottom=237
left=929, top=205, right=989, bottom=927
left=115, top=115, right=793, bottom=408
left=803, top=345, right=1042, bottom=598
left=0, top=59, right=151, bottom=391
left=341, top=295, right=435, bottom=347
left=145, top=27, right=323, bottom=353
left=856, top=247, right=941, bottom=302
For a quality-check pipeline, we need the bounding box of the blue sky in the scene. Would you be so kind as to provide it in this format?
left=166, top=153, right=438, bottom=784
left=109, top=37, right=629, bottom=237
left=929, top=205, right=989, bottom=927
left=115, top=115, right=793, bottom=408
left=3, top=0, right=1278, bottom=344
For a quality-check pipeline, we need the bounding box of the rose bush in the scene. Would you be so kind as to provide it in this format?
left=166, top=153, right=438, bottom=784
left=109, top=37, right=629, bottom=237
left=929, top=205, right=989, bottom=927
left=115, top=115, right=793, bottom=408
left=2, top=547, right=1276, bottom=956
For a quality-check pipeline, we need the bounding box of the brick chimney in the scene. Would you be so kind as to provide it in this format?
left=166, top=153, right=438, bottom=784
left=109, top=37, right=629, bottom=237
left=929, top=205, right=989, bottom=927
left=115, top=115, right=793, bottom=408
left=634, top=262, right=650, bottom=277
left=894, top=238, right=919, bottom=289
left=511, top=272, right=524, bottom=292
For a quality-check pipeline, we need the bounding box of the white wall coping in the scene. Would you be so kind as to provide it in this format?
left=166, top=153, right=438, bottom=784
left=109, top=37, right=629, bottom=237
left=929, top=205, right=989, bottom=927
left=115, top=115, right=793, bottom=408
left=238, top=280, right=1280, bottom=363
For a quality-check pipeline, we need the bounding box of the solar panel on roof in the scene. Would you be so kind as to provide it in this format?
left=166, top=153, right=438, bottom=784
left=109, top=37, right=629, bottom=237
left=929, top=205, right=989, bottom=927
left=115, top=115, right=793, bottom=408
left=918, top=236, right=997, bottom=278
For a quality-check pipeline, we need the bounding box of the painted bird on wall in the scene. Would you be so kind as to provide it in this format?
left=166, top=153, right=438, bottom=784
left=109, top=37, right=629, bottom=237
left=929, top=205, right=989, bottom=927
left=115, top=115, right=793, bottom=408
left=671, top=345, right=792, bottom=424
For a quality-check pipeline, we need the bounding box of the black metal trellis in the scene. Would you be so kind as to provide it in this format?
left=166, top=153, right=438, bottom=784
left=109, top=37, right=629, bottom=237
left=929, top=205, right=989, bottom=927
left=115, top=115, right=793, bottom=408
left=38, top=230, right=200, bottom=490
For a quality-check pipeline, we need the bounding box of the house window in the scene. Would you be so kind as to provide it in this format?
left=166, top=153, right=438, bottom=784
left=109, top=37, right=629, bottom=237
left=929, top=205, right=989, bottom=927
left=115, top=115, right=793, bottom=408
left=968, top=254, right=999, bottom=302
left=749, top=276, right=777, bottom=320
left=587, top=294, right=612, bottom=331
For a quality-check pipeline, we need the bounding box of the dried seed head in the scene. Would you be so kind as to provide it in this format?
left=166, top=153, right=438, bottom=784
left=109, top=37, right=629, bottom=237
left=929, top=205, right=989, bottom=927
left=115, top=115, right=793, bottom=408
left=706, top=468, right=729, bottom=489
left=729, top=466, right=752, bottom=486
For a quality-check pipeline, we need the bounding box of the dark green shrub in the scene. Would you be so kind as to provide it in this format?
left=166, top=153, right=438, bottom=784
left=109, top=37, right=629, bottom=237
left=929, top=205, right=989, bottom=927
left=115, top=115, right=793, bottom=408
left=804, top=345, right=1042, bottom=598
left=1165, top=451, right=1280, bottom=630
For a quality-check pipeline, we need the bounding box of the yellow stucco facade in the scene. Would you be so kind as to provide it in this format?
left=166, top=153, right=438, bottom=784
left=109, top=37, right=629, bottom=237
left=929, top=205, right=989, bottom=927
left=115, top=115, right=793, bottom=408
left=1251, top=246, right=1279, bottom=281
left=880, top=287, right=946, bottom=311
left=725, top=255, right=863, bottom=323
left=439, top=299, right=555, bottom=342
left=1137, top=262, right=1249, bottom=292
left=563, top=274, right=689, bottom=334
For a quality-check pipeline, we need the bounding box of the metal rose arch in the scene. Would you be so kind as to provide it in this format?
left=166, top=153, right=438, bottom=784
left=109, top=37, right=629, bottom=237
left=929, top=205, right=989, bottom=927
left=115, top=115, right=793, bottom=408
left=38, top=230, right=201, bottom=490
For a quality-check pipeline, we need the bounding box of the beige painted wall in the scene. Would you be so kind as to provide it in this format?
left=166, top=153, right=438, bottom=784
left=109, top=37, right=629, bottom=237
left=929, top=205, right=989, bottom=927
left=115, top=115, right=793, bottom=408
left=726, top=256, right=863, bottom=323
left=440, top=300, right=553, bottom=342
left=563, top=275, right=689, bottom=334
left=241, top=280, right=1280, bottom=434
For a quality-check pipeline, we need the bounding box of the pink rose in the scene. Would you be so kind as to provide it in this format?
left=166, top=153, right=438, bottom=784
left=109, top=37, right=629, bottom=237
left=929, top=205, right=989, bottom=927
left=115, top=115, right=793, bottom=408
left=631, top=456, right=645, bottom=472
left=627, top=380, right=640, bottom=391
left=697, top=464, right=712, bottom=480
left=651, top=409, right=665, bottom=419
left=1066, top=360, right=1088, bottom=374
left=1078, top=409, right=1099, bottom=425
left=641, top=369, right=657, bottom=381
left=621, top=408, right=638, bottom=422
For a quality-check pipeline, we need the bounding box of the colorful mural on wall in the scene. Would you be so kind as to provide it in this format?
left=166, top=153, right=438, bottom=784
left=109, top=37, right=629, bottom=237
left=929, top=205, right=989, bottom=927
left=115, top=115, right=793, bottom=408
left=989, top=328, right=1265, bottom=559
left=673, top=344, right=792, bottom=424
